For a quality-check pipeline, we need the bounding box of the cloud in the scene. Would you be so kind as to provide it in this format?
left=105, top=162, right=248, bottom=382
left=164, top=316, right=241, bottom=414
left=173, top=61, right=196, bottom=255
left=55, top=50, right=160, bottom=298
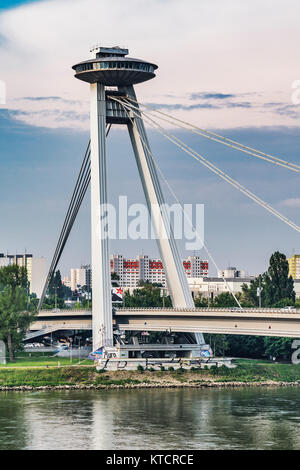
left=190, top=92, right=235, bottom=100
left=279, top=198, right=300, bottom=208
left=144, top=102, right=220, bottom=111
left=21, top=96, right=62, bottom=101
left=1, top=0, right=300, bottom=129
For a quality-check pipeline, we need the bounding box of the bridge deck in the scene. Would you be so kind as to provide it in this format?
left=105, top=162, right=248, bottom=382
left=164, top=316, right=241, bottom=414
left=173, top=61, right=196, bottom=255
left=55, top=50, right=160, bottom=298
left=29, top=308, right=300, bottom=338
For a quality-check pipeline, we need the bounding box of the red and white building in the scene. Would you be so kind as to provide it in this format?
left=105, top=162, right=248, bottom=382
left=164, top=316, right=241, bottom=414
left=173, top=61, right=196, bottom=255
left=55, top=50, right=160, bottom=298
left=110, top=254, right=208, bottom=288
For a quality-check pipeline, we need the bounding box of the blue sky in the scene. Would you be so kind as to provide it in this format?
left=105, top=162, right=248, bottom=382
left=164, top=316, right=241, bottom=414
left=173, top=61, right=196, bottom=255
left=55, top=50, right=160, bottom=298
left=1, top=0, right=300, bottom=278
left=0, top=0, right=42, bottom=9
left=1, top=107, right=300, bottom=277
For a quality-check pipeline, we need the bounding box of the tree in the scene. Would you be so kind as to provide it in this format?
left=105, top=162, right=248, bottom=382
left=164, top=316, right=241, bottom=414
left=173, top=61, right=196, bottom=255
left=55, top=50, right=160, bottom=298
left=263, top=337, right=294, bottom=360
left=48, top=270, right=65, bottom=299
left=212, top=292, right=239, bottom=308
left=124, top=282, right=172, bottom=308
left=241, top=252, right=295, bottom=308
left=0, top=265, right=28, bottom=291
left=0, top=266, right=36, bottom=361
left=240, top=274, right=265, bottom=307
left=43, top=270, right=72, bottom=309
left=226, top=335, right=265, bottom=358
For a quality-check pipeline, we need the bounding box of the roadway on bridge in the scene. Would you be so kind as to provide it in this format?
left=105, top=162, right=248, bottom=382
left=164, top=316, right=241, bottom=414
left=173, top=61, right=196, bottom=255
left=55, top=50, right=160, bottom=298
left=29, top=308, right=300, bottom=339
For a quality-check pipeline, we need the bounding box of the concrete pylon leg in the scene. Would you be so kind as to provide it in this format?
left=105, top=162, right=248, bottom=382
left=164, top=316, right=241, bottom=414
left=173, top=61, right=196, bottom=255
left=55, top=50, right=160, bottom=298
left=122, top=85, right=205, bottom=344
left=90, top=82, right=113, bottom=351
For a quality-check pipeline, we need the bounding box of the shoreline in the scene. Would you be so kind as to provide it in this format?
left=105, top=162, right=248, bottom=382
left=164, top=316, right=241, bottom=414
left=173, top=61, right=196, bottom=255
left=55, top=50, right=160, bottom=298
left=1, top=380, right=300, bottom=392
left=1, top=362, right=300, bottom=391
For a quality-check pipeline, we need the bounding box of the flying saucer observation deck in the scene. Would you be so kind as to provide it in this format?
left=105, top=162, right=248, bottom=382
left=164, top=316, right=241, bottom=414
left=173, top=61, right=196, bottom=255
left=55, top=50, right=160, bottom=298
left=73, top=47, right=158, bottom=124
left=72, top=53, right=158, bottom=86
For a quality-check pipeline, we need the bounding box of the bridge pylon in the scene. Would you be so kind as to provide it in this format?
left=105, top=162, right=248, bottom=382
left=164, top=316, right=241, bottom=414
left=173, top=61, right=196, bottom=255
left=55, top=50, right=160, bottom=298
left=73, top=46, right=205, bottom=355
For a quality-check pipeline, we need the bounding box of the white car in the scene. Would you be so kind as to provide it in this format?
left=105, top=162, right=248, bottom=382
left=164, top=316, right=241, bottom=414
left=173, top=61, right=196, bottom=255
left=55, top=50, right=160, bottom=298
left=281, top=306, right=296, bottom=311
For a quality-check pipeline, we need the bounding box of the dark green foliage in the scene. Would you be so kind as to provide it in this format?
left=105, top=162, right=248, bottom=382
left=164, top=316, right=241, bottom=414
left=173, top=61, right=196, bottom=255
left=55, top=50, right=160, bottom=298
left=241, top=252, right=295, bottom=307
left=124, top=281, right=172, bottom=308
left=42, top=270, right=73, bottom=309
left=263, top=337, right=294, bottom=360
left=0, top=265, right=36, bottom=361
left=226, top=335, right=265, bottom=359
left=194, top=294, right=208, bottom=307
left=204, top=333, right=296, bottom=361
left=0, top=265, right=28, bottom=291
left=212, top=292, right=238, bottom=307
left=205, top=334, right=229, bottom=356
left=264, top=252, right=295, bottom=305
left=204, top=252, right=296, bottom=360
left=241, top=275, right=264, bottom=307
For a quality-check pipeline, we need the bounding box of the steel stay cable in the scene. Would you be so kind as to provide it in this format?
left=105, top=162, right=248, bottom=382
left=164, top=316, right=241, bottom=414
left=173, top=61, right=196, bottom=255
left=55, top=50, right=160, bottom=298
left=53, top=165, right=91, bottom=275
left=39, top=165, right=91, bottom=309
left=123, top=99, right=300, bottom=174
left=38, top=154, right=91, bottom=309
left=114, top=97, right=300, bottom=235
left=125, top=96, right=300, bottom=172
left=38, top=162, right=91, bottom=309
left=49, top=145, right=91, bottom=275
left=39, top=124, right=114, bottom=309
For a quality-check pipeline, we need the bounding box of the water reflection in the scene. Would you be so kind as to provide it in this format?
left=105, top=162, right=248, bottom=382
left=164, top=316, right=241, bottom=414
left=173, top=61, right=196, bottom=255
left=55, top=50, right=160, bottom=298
left=0, top=387, right=299, bottom=449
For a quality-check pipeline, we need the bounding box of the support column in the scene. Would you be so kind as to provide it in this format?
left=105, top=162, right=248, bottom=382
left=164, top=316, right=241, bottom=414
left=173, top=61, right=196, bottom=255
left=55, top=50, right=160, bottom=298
left=123, top=87, right=204, bottom=342
left=90, top=82, right=113, bottom=351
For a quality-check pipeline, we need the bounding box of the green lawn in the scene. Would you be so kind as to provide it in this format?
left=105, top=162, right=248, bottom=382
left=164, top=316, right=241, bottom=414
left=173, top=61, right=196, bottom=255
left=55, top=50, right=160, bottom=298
left=0, top=352, right=94, bottom=368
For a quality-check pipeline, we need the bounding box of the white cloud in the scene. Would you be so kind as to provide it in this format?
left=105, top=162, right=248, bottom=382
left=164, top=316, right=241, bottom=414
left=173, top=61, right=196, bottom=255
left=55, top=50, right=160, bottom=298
left=1, top=0, right=300, bottom=129
left=279, top=198, right=300, bottom=208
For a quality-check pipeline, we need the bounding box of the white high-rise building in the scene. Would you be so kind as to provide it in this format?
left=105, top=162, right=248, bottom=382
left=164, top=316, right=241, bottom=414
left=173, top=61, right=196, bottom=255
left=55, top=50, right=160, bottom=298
left=183, top=256, right=209, bottom=278
left=110, top=254, right=209, bottom=288
left=70, top=268, right=87, bottom=291
left=70, top=265, right=92, bottom=291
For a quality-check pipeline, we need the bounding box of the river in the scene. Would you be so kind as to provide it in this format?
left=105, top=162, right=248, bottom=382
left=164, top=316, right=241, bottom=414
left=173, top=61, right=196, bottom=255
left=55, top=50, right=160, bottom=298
left=0, top=387, right=299, bottom=450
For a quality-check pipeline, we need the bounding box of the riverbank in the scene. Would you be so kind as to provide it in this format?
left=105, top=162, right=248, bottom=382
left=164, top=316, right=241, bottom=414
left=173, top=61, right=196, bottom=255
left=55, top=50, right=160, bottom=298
left=0, top=361, right=300, bottom=390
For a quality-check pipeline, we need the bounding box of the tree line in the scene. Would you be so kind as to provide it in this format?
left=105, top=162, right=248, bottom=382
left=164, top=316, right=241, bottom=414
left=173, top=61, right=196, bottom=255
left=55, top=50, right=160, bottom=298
left=0, top=250, right=297, bottom=361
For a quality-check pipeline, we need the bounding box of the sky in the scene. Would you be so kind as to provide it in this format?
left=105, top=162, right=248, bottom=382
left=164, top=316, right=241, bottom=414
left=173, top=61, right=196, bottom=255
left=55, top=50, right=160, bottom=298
left=1, top=0, right=300, bottom=278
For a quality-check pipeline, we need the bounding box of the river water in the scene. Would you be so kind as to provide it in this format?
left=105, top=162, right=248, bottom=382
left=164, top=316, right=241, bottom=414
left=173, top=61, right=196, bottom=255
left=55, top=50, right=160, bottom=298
left=0, top=387, right=299, bottom=450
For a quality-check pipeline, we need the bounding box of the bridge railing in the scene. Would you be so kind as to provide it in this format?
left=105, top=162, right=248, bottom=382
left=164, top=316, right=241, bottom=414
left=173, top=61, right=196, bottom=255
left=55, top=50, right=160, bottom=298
left=37, top=307, right=300, bottom=315
left=114, top=307, right=300, bottom=313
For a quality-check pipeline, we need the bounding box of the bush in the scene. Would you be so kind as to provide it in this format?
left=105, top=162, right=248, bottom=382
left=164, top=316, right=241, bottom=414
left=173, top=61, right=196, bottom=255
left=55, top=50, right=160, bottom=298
left=137, top=364, right=144, bottom=373
left=210, top=365, right=219, bottom=375
left=168, top=366, right=175, bottom=371
left=160, top=365, right=165, bottom=371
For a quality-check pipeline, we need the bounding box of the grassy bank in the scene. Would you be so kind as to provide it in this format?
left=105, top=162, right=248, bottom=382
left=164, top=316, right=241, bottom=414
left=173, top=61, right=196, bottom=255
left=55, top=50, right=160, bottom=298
left=0, top=352, right=93, bottom=368
left=0, top=359, right=300, bottom=389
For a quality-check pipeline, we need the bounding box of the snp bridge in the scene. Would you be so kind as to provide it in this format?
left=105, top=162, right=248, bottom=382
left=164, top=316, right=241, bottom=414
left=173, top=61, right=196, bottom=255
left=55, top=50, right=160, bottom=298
left=37, top=45, right=300, bottom=364
left=30, top=308, right=300, bottom=339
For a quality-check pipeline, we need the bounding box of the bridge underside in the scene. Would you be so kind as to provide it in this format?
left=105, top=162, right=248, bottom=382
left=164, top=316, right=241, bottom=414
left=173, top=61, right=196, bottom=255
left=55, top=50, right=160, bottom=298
left=28, top=309, right=300, bottom=339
